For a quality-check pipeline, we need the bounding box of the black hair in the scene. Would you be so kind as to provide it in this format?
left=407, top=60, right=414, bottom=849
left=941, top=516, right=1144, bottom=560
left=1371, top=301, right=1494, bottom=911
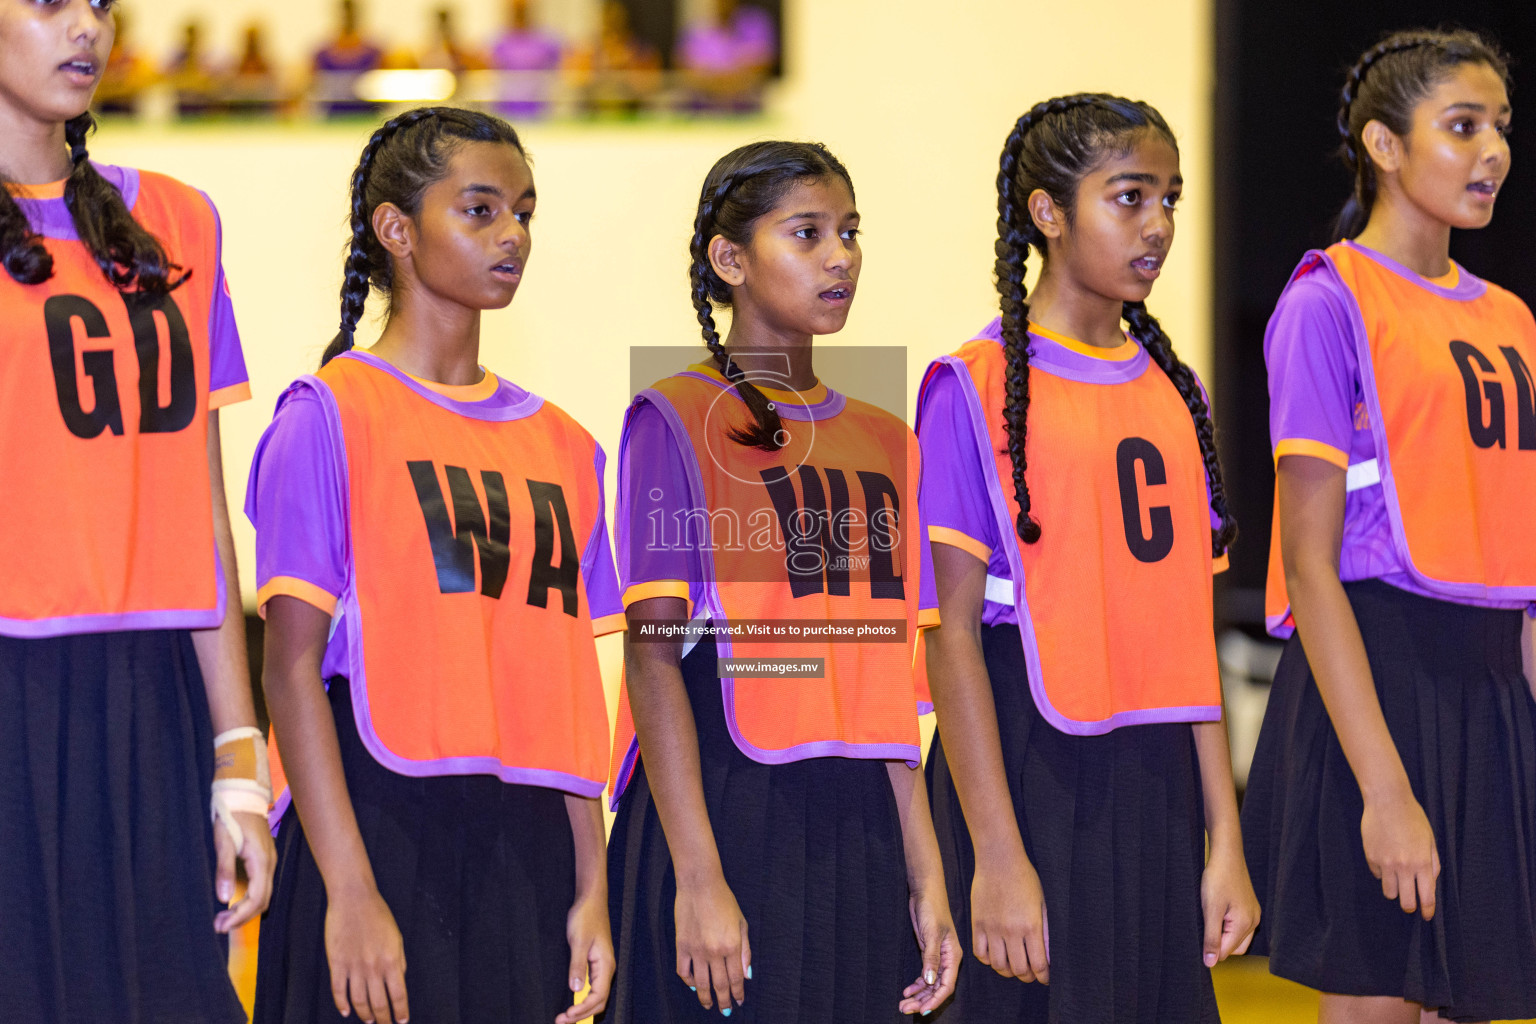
left=994, top=94, right=1237, bottom=556
left=689, top=140, right=854, bottom=450
left=320, top=105, right=526, bottom=367
left=1, top=113, right=186, bottom=293
left=1335, top=28, right=1511, bottom=240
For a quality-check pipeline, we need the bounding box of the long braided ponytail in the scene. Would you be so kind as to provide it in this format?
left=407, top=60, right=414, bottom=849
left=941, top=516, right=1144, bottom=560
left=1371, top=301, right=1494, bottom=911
left=1334, top=29, right=1509, bottom=240
left=994, top=93, right=1236, bottom=555
left=320, top=106, right=526, bottom=367
left=688, top=141, right=854, bottom=451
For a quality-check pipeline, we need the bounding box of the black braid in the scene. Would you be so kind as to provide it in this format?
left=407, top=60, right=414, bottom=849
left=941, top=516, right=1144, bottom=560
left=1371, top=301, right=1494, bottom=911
left=0, top=177, right=53, bottom=285
left=319, top=106, right=525, bottom=367
left=62, top=113, right=187, bottom=294
left=1334, top=29, right=1510, bottom=240
left=1123, top=302, right=1237, bottom=556
left=995, top=95, right=1113, bottom=543
left=687, top=141, right=853, bottom=451
left=688, top=169, right=784, bottom=450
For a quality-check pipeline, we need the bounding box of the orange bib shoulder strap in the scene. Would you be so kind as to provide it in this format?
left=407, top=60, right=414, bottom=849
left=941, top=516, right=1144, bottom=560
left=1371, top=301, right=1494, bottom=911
left=921, top=335, right=1221, bottom=735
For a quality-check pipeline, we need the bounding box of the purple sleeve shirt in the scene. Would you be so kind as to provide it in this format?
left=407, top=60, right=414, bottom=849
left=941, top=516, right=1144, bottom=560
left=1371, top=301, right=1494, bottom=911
left=918, top=327, right=1229, bottom=629
left=202, top=194, right=251, bottom=407
left=247, top=376, right=624, bottom=679
left=1263, top=250, right=1525, bottom=609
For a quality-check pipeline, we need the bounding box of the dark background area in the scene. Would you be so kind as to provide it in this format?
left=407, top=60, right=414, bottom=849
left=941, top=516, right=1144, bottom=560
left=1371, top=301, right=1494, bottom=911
left=1212, top=0, right=1536, bottom=633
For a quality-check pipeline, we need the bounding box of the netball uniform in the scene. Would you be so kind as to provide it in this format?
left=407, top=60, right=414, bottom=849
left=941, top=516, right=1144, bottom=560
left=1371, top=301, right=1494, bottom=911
left=604, top=362, right=937, bottom=1024
left=0, top=166, right=250, bottom=1022
left=919, top=321, right=1227, bottom=1023
left=246, top=351, right=623, bottom=1023
left=1241, top=241, right=1536, bottom=1022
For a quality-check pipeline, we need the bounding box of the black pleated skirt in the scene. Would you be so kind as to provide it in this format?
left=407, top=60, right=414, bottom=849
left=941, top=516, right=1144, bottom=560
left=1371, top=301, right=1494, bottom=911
left=604, top=635, right=920, bottom=1023
left=1241, top=579, right=1536, bottom=1022
left=926, top=623, right=1219, bottom=1024
left=0, top=629, right=245, bottom=1024
left=254, top=677, right=578, bottom=1024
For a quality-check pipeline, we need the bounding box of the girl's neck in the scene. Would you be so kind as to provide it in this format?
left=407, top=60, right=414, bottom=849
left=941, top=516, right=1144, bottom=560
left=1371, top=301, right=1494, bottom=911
left=369, top=289, right=485, bottom=386
left=1352, top=191, right=1453, bottom=279
left=1024, top=265, right=1127, bottom=349
left=722, top=316, right=817, bottom=391
left=0, top=111, right=71, bottom=184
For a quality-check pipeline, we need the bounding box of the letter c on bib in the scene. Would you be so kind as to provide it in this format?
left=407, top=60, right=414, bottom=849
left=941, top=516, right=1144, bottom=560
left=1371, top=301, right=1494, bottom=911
left=1116, top=436, right=1175, bottom=563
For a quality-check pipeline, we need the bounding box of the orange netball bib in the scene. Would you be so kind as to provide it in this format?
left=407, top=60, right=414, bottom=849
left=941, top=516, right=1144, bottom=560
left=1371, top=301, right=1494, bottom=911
left=927, top=336, right=1222, bottom=735
left=0, top=173, right=222, bottom=636
left=270, top=352, right=613, bottom=798
left=1265, top=244, right=1536, bottom=634
left=608, top=366, right=925, bottom=803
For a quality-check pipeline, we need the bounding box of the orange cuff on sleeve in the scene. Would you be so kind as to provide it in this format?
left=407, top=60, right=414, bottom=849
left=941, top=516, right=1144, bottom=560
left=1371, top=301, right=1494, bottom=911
left=1274, top=438, right=1349, bottom=469
left=592, top=611, right=628, bottom=637
left=622, top=579, right=691, bottom=608
left=1213, top=553, right=1230, bottom=575
left=928, top=525, right=992, bottom=563
left=918, top=607, right=941, bottom=630
left=257, top=576, right=339, bottom=619
left=209, top=381, right=252, bottom=410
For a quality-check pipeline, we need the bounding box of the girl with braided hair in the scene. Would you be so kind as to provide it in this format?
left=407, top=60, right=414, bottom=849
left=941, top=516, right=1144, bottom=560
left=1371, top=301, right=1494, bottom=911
left=250, top=107, right=621, bottom=1024
left=605, top=140, right=959, bottom=1021
left=1240, top=29, right=1536, bottom=1024
left=918, top=94, right=1257, bottom=1022
left=0, top=1, right=274, bottom=1019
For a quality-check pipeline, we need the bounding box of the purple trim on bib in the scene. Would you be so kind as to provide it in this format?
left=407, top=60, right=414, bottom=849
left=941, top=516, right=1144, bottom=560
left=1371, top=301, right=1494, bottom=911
left=16, top=164, right=140, bottom=240
left=607, top=384, right=917, bottom=806
left=0, top=532, right=227, bottom=638
left=968, top=317, right=1152, bottom=385
left=307, top=370, right=605, bottom=797
left=1311, top=249, right=1536, bottom=606
left=925, top=353, right=1221, bottom=736
left=1342, top=240, right=1486, bottom=302
left=333, top=350, right=544, bottom=421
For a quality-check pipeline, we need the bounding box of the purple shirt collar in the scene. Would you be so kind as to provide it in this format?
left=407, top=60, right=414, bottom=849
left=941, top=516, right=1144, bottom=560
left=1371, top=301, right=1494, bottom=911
left=13, top=163, right=139, bottom=241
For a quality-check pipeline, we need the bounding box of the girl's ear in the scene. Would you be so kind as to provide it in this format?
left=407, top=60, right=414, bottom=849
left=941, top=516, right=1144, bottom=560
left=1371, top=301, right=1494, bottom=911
left=1027, top=187, right=1064, bottom=240
left=1361, top=119, right=1404, bottom=176
left=372, top=202, right=414, bottom=261
left=708, top=233, right=746, bottom=288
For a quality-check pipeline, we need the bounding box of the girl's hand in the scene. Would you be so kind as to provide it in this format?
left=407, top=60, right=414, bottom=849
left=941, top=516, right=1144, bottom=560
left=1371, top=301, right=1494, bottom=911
left=557, top=891, right=614, bottom=1024
left=1199, top=839, right=1259, bottom=966
left=1361, top=788, right=1440, bottom=920
left=970, top=850, right=1050, bottom=984
left=212, top=809, right=275, bottom=933
left=326, top=885, right=409, bottom=1023
left=674, top=872, right=750, bottom=1015
left=900, top=881, right=960, bottom=1015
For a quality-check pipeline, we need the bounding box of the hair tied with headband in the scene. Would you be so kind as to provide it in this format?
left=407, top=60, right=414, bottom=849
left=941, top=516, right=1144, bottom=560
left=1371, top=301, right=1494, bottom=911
left=688, top=140, right=855, bottom=451
left=1333, top=28, right=1509, bottom=240
left=992, top=93, right=1238, bottom=556
left=320, top=106, right=526, bottom=367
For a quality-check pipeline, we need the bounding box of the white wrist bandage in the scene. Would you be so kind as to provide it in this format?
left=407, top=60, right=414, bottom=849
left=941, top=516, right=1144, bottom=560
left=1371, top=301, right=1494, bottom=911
left=211, top=726, right=273, bottom=855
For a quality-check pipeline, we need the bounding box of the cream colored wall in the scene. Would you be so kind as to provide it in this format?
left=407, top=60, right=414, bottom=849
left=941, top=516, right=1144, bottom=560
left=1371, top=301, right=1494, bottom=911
left=89, top=0, right=1214, bottom=623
